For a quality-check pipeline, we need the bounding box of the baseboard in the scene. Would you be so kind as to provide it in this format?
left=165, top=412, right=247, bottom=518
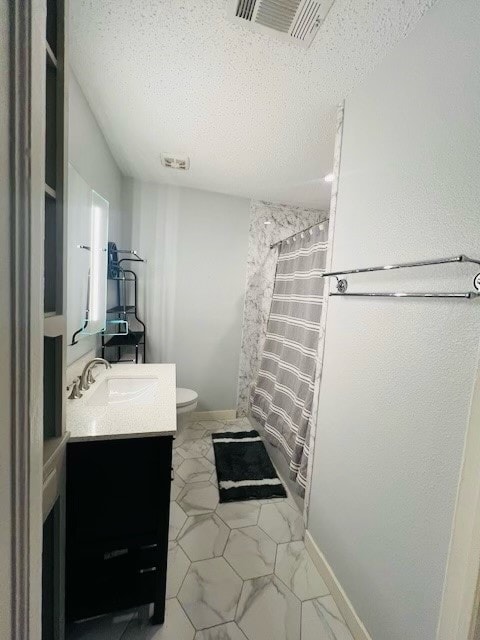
left=188, top=409, right=237, bottom=422
left=305, top=530, right=372, bottom=640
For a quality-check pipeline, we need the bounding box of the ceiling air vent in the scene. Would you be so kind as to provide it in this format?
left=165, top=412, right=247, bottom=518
left=228, top=0, right=336, bottom=48
left=160, top=153, right=190, bottom=170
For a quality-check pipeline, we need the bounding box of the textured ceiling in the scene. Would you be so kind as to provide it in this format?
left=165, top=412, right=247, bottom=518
left=70, top=0, right=436, bottom=208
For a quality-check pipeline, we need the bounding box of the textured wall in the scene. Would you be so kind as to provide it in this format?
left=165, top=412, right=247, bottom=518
left=67, top=71, right=131, bottom=365
left=237, top=201, right=326, bottom=415
left=308, top=0, right=480, bottom=638
left=68, top=72, right=129, bottom=246
left=128, top=181, right=251, bottom=411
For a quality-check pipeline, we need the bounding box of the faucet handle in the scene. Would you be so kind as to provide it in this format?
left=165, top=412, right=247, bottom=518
left=67, top=376, right=83, bottom=400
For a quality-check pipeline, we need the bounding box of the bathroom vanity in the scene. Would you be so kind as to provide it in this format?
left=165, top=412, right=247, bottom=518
left=65, top=364, right=176, bottom=625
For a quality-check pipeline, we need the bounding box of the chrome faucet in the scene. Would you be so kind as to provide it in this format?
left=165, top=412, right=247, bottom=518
left=80, top=357, right=112, bottom=391
left=67, top=376, right=83, bottom=400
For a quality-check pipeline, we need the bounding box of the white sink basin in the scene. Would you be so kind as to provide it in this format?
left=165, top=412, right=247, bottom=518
left=86, top=377, right=159, bottom=407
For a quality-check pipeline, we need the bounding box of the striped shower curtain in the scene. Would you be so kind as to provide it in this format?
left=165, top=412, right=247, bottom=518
left=250, top=223, right=328, bottom=491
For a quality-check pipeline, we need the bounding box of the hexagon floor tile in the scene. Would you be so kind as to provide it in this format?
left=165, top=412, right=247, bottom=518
left=192, top=420, right=224, bottom=433
left=173, top=449, right=185, bottom=470
left=171, top=474, right=186, bottom=501
left=169, top=501, right=188, bottom=541
left=187, top=421, right=209, bottom=429
left=182, top=426, right=207, bottom=440
left=216, top=501, right=260, bottom=529
left=301, top=596, right=354, bottom=640
left=178, top=513, right=229, bottom=561
left=218, top=422, right=254, bottom=433
left=236, top=574, right=301, bottom=640
left=194, top=622, right=248, bottom=640
left=224, top=418, right=252, bottom=428
left=258, top=502, right=304, bottom=544
left=178, top=557, right=243, bottom=630
left=178, top=482, right=219, bottom=516
left=166, top=542, right=191, bottom=599
left=224, top=526, right=276, bottom=580
left=177, top=457, right=215, bottom=484
left=178, top=438, right=212, bottom=460
left=275, top=541, right=329, bottom=601
left=173, top=431, right=187, bottom=450
left=204, top=446, right=215, bottom=465
left=65, top=419, right=356, bottom=640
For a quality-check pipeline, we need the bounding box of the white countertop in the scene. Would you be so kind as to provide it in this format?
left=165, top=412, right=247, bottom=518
left=67, top=363, right=177, bottom=442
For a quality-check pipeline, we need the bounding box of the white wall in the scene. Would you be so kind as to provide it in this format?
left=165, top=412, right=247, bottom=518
left=0, top=0, right=11, bottom=636
left=67, top=71, right=130, bottom=364
left=69, top=71, right=128, bottom=244
left=308, top=1, right=480, bottom=639
left=127, top=180, right=250, bottom=410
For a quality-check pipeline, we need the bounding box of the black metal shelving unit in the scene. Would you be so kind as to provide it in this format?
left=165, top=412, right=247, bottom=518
left=102, top=251, right=146, bottom=364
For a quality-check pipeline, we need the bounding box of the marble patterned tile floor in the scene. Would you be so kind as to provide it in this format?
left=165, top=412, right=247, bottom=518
left=67, top=418, right=354, bottom=640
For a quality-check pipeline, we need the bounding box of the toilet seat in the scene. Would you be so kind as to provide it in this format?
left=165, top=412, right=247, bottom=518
left=176, top=388, right=198, bottom=409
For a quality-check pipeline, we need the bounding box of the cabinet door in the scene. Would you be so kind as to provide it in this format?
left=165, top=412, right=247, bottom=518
left=66, top=436, right=173, bottom=621
left=66, top=541, right=162, bottom=621
left=67, top=437, right=172, bottom=543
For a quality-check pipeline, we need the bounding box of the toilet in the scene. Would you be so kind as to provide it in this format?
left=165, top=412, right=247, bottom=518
left=176, top=388, right=198, bottom=429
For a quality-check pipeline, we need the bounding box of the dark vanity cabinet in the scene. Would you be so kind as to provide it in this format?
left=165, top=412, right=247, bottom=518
left=66, top=435, right=173, bottom=624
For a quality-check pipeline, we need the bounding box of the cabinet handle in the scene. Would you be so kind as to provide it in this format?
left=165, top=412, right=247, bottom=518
left=140, top=543, right=157, bottom=550
left=138, top=566, right=157, bottom=574
left=104, top=548, right=128, bottom=560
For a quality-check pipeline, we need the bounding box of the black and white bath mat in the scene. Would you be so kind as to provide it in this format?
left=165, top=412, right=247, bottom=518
left=212, top=430, right=287, bottom=503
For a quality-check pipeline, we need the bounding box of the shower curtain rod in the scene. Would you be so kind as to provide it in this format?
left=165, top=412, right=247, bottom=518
left=270, top=217, right=329, bottom=249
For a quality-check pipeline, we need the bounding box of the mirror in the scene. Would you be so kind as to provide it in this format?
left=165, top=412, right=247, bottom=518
left=67, top=164, right=109, bottom=360
left=86, top=190, right=109, bottom=333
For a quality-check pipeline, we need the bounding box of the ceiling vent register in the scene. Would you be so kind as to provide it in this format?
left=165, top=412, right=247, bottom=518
left=160, top=154, right=190, bottom=170
left=228, top=0, right=336, bottom=48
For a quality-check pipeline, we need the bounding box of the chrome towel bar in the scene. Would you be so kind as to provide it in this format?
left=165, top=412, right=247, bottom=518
left=323, top=254, right=480, bottom=298
left=323, top=254, right=480, bottom=277
left=330, top=291, right=480, bottom=299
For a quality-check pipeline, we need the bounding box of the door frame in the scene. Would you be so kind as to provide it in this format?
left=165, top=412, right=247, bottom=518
left=437, top=355, right=480, bottom=640
left=10, top=0, right=45, bottom=638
